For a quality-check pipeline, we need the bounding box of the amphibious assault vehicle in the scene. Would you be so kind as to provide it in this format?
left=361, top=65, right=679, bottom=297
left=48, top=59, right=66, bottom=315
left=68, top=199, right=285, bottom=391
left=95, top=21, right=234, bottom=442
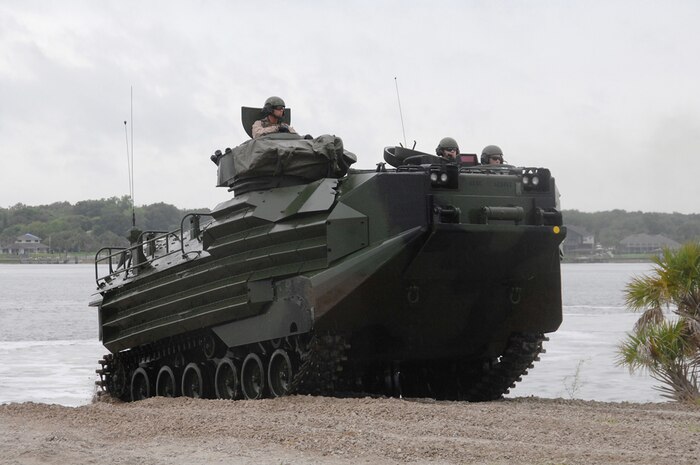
left=91, top=109, right=566, bottom=402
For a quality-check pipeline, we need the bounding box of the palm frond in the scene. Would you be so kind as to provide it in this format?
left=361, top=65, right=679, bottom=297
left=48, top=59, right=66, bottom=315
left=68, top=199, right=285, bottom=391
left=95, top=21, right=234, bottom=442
left=618, top=320, right=692, bottom=370
left=617, top=331, right=650, bottom=373
left=620, top=242, right=700, bottom=403
left=633, top=306, right=665, bottom=332
left=649, top=362, right=700, bottom=404
left=625, top=274, right=666, bottom=311
left=676, top=291, right=700, bottom=320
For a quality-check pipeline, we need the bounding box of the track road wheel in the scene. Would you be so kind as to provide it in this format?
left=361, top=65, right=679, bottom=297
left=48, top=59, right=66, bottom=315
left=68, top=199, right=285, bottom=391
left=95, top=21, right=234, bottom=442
left=241, top=353, right=265, bottom=400
left=268, top=349, right=293, bottom=398
left=109, top=358, right=129, bottom=400
left=181, top=362, right=207, bottom=398
left=156, top=365, right=179, bottom=397
left=202, top=335, right=218, bottom=359
left=131, top=367, right=152, bottom=401
left=215, top=358, right=240, bottom=400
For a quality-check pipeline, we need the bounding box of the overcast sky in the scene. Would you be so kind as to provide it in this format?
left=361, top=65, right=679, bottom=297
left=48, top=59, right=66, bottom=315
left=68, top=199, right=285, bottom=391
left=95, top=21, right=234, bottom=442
left=1, top=1, right=699, bottom=213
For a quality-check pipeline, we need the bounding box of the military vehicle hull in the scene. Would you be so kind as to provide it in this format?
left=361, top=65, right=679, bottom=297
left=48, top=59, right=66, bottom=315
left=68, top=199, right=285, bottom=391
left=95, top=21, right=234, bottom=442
left=93, top=151, right=565, bottom=402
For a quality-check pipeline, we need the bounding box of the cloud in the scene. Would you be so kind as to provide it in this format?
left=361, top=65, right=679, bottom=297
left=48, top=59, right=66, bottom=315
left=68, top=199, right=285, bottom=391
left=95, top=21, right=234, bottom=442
left=1, top=1, right=699, bottom=213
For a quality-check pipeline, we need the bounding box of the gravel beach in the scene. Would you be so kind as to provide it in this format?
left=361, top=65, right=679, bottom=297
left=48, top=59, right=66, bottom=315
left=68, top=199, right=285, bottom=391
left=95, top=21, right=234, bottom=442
left=1, top=395, right=699, bottom=464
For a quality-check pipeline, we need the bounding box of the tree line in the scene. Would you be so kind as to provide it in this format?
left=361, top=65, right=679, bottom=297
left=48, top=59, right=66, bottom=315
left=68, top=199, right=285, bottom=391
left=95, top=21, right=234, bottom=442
left=564, top=209, right=700, bottom=247
left=0, top=197, right=207, bottom=253
left=2, top=200, right=699, bottom=253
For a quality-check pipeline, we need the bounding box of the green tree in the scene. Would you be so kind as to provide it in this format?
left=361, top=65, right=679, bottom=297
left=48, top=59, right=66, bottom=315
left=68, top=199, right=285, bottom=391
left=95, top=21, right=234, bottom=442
left=563, top=210, right=700, bottom=249
left=7, top=203, right=52, bottom=226
left=617, top=242, right=700, bottom=403
left=140, top=202, right=182, bottom=231
left=676, top=222, right=700, bottom=243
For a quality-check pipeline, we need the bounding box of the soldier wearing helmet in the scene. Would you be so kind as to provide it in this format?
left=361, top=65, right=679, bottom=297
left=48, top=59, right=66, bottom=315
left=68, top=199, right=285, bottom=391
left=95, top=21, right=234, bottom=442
left=252, top=96, right=297, bottom=139
left=435, top=137, right=460, bottom=160
left=481, top=145, right=505, bottom=165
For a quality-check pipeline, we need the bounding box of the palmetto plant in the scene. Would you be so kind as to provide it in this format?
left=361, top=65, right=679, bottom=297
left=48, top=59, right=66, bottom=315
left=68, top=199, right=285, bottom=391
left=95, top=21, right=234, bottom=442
left=617, top=242, right=700, bottom=403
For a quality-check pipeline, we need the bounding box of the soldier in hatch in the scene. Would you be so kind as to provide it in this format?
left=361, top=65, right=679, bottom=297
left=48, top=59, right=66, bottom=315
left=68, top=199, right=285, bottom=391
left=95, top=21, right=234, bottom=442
left=481, top=145, right=505, bottom=165
left=435, top=137, right=460, bottom=160
left=252, top=96, right=297, bottom=139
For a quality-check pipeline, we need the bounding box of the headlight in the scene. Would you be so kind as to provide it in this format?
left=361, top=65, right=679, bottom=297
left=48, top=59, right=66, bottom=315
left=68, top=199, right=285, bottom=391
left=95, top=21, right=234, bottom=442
left=429, top=163, right=458, bottom=189
left=521, top=168, right=551, bottom=192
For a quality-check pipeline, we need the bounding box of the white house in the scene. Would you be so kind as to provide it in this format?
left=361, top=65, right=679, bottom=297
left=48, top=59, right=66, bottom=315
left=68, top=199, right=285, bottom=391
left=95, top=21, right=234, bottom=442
left=1, top=233, right=50, bottom=255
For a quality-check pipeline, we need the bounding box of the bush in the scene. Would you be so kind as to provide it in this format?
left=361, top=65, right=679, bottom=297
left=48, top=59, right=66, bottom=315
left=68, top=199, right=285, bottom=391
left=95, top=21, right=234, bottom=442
left=617, top=242, right=700, bottom=403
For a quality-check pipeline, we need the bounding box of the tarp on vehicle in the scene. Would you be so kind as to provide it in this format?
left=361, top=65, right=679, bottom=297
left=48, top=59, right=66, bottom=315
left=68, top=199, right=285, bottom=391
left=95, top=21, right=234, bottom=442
left=217, top=134, right=357, bottom=194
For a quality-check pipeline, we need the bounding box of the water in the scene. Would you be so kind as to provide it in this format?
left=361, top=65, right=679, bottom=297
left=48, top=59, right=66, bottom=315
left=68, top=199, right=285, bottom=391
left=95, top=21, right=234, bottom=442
left=507, top=263, right=661, bottom=403
left=0, top=265, right=104, bottom=406
left=0, top=263, right=664, bottom=406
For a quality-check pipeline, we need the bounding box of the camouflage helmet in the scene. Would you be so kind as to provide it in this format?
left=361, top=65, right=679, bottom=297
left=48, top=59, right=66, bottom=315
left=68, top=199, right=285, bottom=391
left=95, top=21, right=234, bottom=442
left=481, top=144, right=503, bottom=164
left=262, top=96, right=286, bottom=116
left=435, top=137, right=460, bottom=156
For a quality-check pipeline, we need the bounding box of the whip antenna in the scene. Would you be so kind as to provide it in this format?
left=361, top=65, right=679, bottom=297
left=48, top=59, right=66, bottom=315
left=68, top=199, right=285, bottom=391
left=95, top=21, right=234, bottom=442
left=130, top=86, right=135, bottom=228
left=123, top=120, right=131, bottom=198
left=394, top=77, right=407, bottom=147
left=123, top=86, right=136, bottom=228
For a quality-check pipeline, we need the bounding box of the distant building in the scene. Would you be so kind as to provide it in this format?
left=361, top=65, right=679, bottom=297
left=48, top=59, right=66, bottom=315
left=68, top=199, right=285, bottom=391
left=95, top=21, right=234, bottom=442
left=1, top=233, right=50, bottom=255
left=563, top=225, right=595, bottom=253
left=618, top=234, right=680, bottom=254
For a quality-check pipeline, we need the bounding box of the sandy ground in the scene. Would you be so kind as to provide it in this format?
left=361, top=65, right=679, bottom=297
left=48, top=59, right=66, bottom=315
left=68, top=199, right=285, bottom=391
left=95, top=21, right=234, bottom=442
left=0, top=395, right=699, bottom=465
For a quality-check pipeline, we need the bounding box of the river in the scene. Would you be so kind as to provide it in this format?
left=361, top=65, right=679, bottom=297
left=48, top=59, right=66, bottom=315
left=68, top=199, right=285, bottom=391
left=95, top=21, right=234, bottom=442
left=0, top=262, right=664, bottom=406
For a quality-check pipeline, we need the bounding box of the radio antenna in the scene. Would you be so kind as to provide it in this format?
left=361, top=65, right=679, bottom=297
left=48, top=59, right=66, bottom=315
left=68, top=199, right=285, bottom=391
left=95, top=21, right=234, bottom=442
left=123, top=86, right=136, bottom=228
left=394, top=77, right=407, bottom=147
